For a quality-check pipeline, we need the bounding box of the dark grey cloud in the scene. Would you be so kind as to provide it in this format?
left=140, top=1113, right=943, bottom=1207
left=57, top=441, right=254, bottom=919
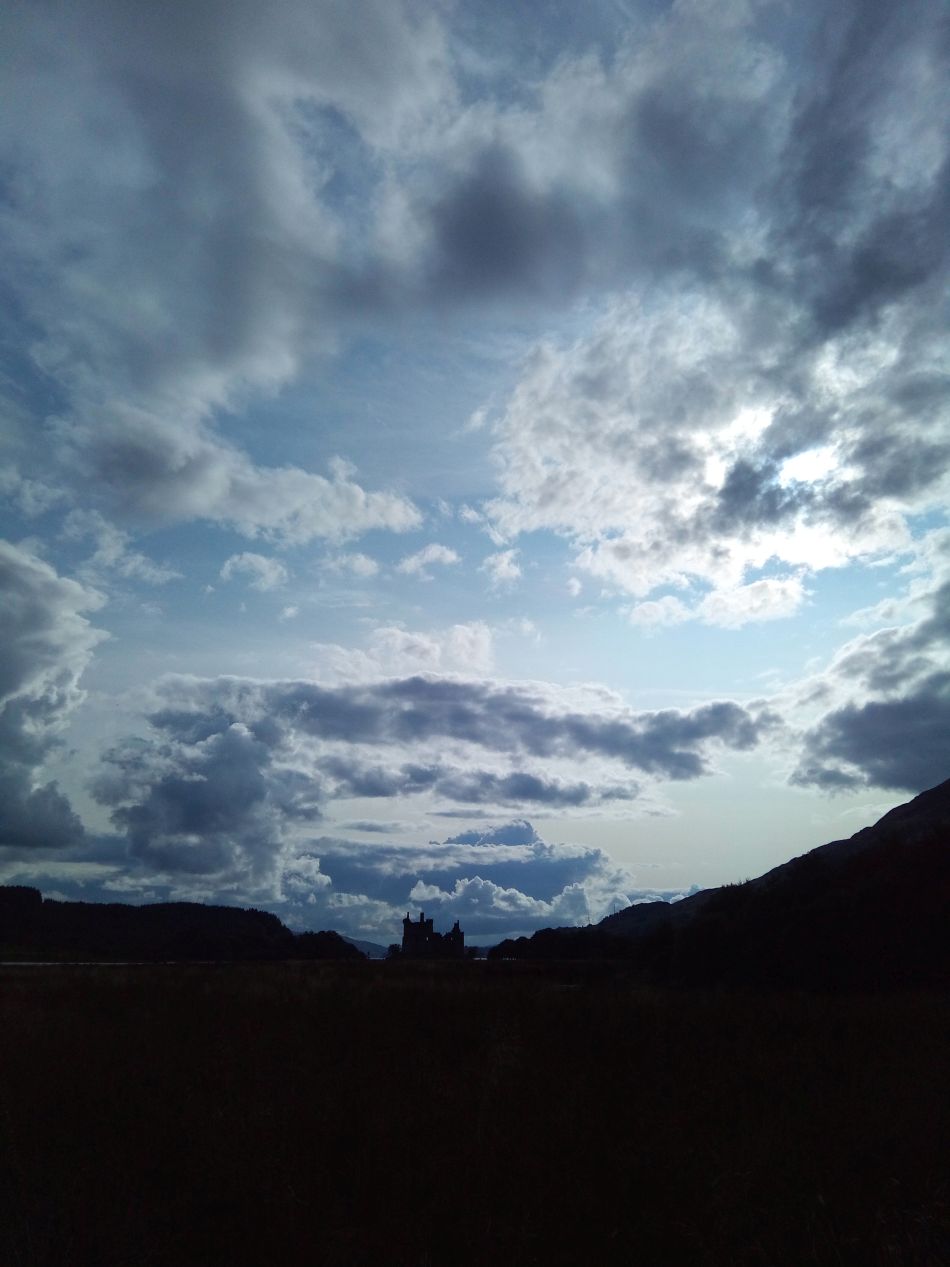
left=94, top=721, right=323, bottom=886
left=444, top=821, right=539, bottom=848
left=792, top=567, right=950, bottom=792
left=423, top=145, right=587, bottom=301
left=87, top=671, right=773, bottom=890
left=793, top=672, right=950, bottom=794
left=316, top=755, right=628, bottom=808
left=775, top=0, right=950, bottom=340
left=150, top=673, right=774, bottom=781
left=434, top=770, right=605, bottom=808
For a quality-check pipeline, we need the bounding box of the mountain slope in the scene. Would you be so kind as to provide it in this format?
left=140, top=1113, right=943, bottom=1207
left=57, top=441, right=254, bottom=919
left=492, top=778, right=950, bottom=987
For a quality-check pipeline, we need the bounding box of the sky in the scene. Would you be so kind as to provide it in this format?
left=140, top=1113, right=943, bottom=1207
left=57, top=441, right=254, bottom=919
left=1, top=0, right=948, bottom=945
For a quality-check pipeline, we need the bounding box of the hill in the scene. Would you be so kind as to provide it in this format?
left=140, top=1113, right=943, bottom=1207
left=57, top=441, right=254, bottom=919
left=0, top=888, right=364, bottom=962
left=490, top=777, right=950, bottom=988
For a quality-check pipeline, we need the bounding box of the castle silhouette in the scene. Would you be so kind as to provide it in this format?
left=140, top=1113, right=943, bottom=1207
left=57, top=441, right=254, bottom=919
left=400, top=910, right=465, bottom=959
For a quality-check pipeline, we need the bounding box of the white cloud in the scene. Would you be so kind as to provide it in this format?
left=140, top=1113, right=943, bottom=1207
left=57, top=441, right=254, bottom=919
left=628, top=595, right=691, bottom=628
left=63, top=510, right=181, bottom=586
left=61, top=410, right=421, bottom=545
left=311, top=620, right=495, bottom=680
left=697, top=577, right=808, bottom=629
left=484, top=288, right=933, bottom=615
left=220, top=552, right=289, bottom=591
left=323, top=552, right=380, bottom=578
left=481, top=548, right=521, bottom=588
left=396, top=542, right=461, bottom=579
left=0, top=541, right=106, bottom=850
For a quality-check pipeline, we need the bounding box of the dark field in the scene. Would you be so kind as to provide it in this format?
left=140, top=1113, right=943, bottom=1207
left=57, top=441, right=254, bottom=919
left=0, top=963, right=947, bottom=1266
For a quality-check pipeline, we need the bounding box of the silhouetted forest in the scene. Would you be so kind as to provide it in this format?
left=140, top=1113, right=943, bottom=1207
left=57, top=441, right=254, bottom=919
left=0, top=887, right=362, bottom=962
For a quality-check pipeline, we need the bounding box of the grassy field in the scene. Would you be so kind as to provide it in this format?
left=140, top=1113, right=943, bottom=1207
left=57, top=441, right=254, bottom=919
left=0, top=961, right=947, bottom=1266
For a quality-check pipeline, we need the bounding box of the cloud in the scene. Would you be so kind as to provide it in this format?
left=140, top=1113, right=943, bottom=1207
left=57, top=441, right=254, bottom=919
left=2, top=1, right=433, bottom=543
left=396, top=543, right=461, bottom=579
left=697, top=576, right=808, bottom=629
left=88, top=669, right=776, bottom=889
left=444, top=821, right=540, bottom=848
left=315, top=756, right=637, bottom=809
left=481, top=548, right=521, bottom=588
left=292, top=821, right=644, bottom=936
left=485, top=287, right=929, bottom=615
left=4, top=0, right=946, bottom=568
left=453, top=0, right=948, bottom=618
left=62, top=510, right=181, bottom=586
left=61, top=412, right=421, bottom=544
left=791, top=569, right=950, bottom=793
left=220, top=552, right=289, bottom=591
left=92, top=719, right=324, bottom=891
left=0, top=541, right=106, bottom=851
left=793, top=674, right=950, bottom=794
left=628, top=595, right=691, bottom=629
left=409, top=874, right=591, bottom=934
left=311, top=621, right=495, bottom=680
left=322, top=552, right=379, bottom=578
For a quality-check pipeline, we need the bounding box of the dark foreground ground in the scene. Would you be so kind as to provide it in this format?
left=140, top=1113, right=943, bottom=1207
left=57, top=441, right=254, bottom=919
left=0, top=962, right=947, bottom=1267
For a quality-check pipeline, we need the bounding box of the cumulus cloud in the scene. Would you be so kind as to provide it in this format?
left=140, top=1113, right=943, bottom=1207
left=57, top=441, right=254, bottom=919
left=409, top=875, right=591, bottom=934
left=322, top=552, right=379, bottom=578
left=480, top=548, right=521, bottom=588
left=486, top=287, right=928, bottom=617
left=93, top=720, right=324, bottom=892
left=0, top=541, right=106, bottom=850
left=396, top=543, right=461, bottom=579
left=628, top=595, right=691, bottom=629
left=697, top=577, right=808, bottom=629
left=311, top=621, right=495, bottom=680
left=295, top=820, right=645, bottom=937
left=462, top=0, right=948, bottom=621
left=220, top=552, right=289, bottom=591
left=87, top=668, right=775, bottom=891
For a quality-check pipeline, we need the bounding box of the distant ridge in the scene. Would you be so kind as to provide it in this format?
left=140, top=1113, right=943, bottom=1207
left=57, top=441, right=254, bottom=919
left=490, top=778, right=950, bottom=988
left=342, top=935, right=389, bottom=959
